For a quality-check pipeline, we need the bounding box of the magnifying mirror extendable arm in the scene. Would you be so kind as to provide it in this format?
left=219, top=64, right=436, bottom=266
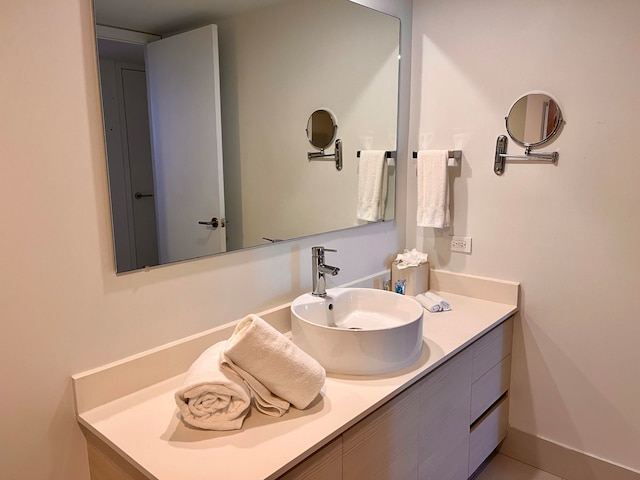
left=494, top=135, right=558, bottom=175
left=307, top=139, right=343, bottom=171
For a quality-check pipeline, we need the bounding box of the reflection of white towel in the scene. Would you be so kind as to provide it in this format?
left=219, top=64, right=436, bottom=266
left=357, top=150, right=388, bottom=222
left=223, top=315, right=325, bottom=414
left=416, top=150, right=450, bottom=228
left=175, top=342, right=251, bottom=430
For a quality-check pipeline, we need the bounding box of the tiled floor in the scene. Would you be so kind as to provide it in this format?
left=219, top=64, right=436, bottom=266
left=475, top=453, right=564, bottom=480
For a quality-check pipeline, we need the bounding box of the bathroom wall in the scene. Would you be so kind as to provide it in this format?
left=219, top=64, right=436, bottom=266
left=0, top=0, right=410, bottom=478
left=410, top=0, right=640, bottom=473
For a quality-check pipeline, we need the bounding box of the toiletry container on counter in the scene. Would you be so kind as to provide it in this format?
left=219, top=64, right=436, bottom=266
left=391, top=261, right=429, bottom=296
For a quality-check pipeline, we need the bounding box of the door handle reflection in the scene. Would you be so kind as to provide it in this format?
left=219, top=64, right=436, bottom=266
left=198, top=217, right=219, bottom=228
left=134, top=192, right=154, bottom=199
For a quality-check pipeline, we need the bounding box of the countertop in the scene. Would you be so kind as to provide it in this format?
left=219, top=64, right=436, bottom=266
left=75, top=282, right=518, bottom=480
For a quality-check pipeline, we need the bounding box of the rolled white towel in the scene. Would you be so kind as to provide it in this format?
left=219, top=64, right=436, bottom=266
left=220, top=357, right=289, bottom=417
left=175, top=342, right=251, bottom=431
left=415, top=293, right=442, bottom=313
left=223, top=315, right=326, bottom=412
left=423, top=291, right=452, bottom=311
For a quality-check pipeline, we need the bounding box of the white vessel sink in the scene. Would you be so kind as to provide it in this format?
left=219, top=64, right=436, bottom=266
left=290, top=288, right=424, bottom=375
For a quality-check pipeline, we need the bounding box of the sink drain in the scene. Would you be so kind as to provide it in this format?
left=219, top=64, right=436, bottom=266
left=347, top=327, right=363, bottom=330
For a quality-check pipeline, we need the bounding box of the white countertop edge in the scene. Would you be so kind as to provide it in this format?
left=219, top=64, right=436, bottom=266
left=77, top=291, right=518, bottom=480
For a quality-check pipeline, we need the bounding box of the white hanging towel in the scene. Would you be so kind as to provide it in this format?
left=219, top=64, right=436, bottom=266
left=357, top=150, right=388, bottom=222
left=416, top=150, right=450, bottom=228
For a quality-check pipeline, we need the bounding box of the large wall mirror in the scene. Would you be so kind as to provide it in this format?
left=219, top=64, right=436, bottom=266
left=94, top=0, right=401, bottom=273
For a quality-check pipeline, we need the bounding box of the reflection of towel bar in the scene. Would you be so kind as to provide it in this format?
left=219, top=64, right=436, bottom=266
left=356, top=150, right=395, bottom=158
left=412, top=150, right=462, bottom=159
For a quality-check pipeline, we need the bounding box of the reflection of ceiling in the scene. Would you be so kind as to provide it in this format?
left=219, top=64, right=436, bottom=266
left=95, top=0, right=290, bottom=36
left=97, top=39, right=146, bottom=64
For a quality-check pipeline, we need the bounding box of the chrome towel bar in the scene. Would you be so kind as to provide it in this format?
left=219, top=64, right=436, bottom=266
left=412, top=150, right=462, bottom=159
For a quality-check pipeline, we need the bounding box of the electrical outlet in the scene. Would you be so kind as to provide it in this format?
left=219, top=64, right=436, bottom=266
left=450, top=236, right=472, bottom=253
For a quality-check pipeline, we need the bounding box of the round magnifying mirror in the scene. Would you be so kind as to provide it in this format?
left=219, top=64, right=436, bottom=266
left=505, top=92, right=563, bottom=147
left=306, top=109, right=337, bottom=150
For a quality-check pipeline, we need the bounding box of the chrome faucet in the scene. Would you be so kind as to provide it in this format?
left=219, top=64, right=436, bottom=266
left=311, top=246, right=340, bottom=297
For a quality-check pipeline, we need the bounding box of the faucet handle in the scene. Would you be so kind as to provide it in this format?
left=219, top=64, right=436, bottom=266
left=312, top=246, right=337, bottom=255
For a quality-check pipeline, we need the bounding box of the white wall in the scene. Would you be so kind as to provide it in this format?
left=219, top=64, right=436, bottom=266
left=0, top=0, right=411, bottom=478
left=410, top=0, right=640, bottom=472
left=218, top=0, right=400, bottom=249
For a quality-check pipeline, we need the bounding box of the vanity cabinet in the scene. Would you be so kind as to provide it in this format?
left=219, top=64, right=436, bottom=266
left=343, top=385, right=420, bottom=479
left=82, top=316, right=514, bottom=480
left=280, top=317, right=513, bottom=480
left=468, top=318, right=513, bottom=474
left=278, top=437, right=343, bottom=480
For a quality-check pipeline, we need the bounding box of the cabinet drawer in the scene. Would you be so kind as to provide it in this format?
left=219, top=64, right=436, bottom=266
left=470, top=355, right=511, bottom=423
left=468, top=395, right=509, bottom=475
left=471, top=317, right=513, bottom=383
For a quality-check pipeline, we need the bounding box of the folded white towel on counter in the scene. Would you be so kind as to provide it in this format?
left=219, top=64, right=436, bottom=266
left=220, top=357, right=289, bottom=417
left=423, top=291, right=451, bottom=311
left=223, top=314, right=326, bottom=413
left=416, top=150, right=450, bottom=228
left=175, top=342, right=251, bottom=430
left=416, top=291, right=452, bottom=312
left=415, top=293, right=442, bottom=313
left=357, top=150, right=388, bottom=222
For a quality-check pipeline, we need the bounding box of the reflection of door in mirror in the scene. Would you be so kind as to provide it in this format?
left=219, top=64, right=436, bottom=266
left=506, top=93, right=562, bottom=146
left=98, top=44, right=159, bottom=272
left=146, top=25, right=227, bottom=265
left=94, top=0, right=401, bottom=273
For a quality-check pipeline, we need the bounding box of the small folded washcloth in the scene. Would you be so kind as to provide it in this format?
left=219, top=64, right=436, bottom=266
left=416, top=291, right=452, bottom=312
left=223, top=315, right=326, bottom=415
left=415, top=293, right=442, bottom=313
left=175, top=342, right=251, bottom=430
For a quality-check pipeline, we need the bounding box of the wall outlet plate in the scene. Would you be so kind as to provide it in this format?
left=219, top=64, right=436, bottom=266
left=451, top=236, right=472, bottom=253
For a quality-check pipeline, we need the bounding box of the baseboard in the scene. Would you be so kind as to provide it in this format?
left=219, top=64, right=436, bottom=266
left=500, top=427, right=640, bottom=480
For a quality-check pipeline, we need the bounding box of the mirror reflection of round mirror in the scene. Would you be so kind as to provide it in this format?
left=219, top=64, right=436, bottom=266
left=306, top=109, right=337, bottom=149
left=505, top=93, right=563, bottom=147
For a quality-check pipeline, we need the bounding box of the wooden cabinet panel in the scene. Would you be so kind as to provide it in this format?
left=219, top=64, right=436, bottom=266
left=418, top=349, right=472, bottom=480
left=84, top=429, right=147, bottom=480
left=343, top=386, right=420, bottom=480
left=471, top=318, right=513, bottom=383
left=470, top=355, right=511, bottom=423
left=278, top=437, right=343, bottom=480
left=469, top=395, right=509, bottom=475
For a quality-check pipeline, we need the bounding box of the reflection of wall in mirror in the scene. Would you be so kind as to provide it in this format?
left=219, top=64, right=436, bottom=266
left=524, top=94, right=546, bottom=143
left=509, top=97, right=527, bottom=143
left=217, top=0, right=399, bottom=250
left=98, top=43, right=160, bottom=272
